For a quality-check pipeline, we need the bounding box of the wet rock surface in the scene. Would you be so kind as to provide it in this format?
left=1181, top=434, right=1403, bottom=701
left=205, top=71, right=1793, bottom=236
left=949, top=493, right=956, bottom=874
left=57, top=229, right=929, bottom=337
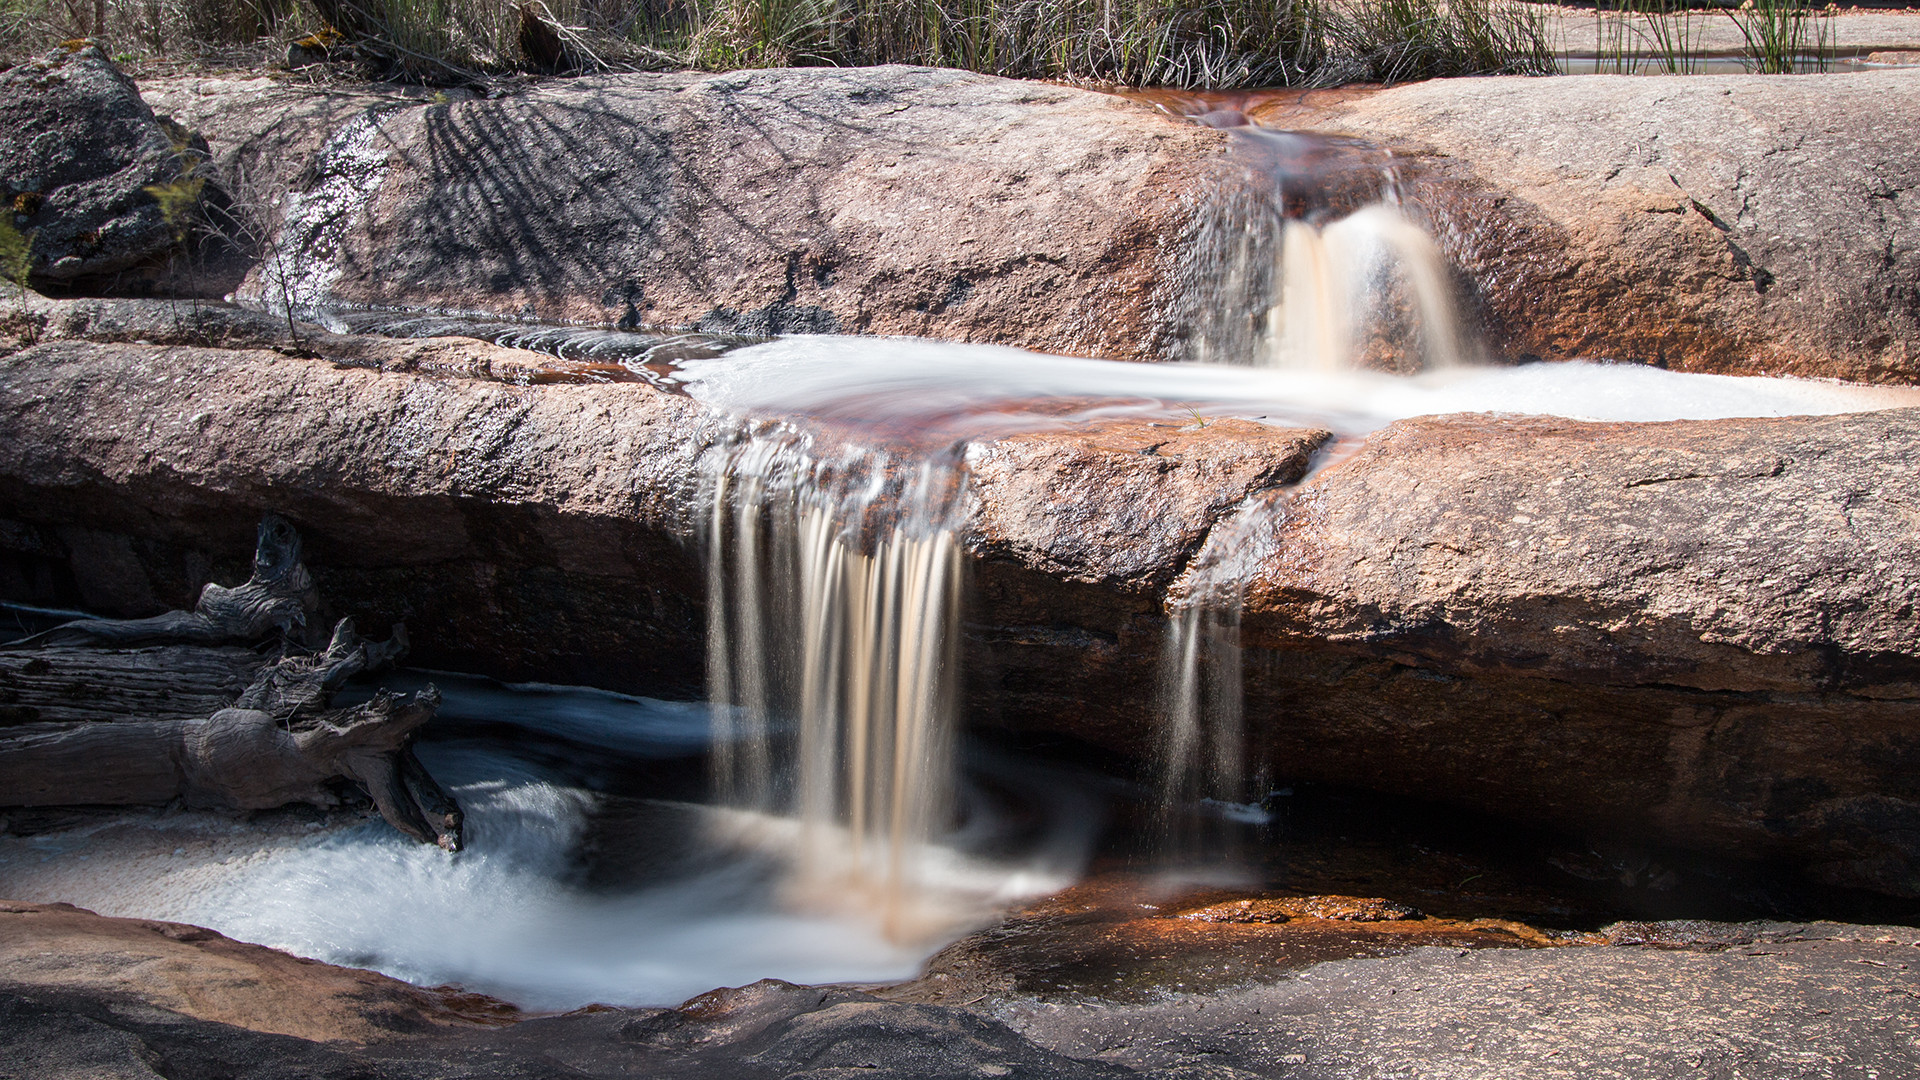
left=1287, top=71, right=1920, bottom=382
left=4, top=899, right=1915, bottom=1080
left=0, top=44, right=207, bottom=286
left=883, top=879, right=1563, bottom=1007
left=0, top=964, right=1132, bottom=1079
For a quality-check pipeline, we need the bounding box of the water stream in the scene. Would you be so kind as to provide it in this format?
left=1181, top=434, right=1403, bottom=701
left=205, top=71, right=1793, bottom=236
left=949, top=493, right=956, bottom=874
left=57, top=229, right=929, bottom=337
left=700, top=425, right=973, bottom=939
left=16, top=109, right=1920, bottom=1011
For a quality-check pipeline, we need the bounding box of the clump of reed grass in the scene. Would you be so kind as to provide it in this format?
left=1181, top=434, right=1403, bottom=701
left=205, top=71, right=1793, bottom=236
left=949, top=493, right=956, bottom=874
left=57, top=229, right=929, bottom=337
left=692, top=0, right=1337, bottom=87
left=1333, top=0, right=1553, bottom=83
left=1592, top=0, right=1705, bottom=75
left=1582, top=0, right=1834, bottom=76
left=1728, top=0, right=1830, bottom=74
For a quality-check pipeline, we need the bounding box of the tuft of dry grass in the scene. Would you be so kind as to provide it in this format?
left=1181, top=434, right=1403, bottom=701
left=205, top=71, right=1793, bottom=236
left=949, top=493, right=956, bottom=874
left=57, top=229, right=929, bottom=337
left=0, top=0, right=1556, bottom=86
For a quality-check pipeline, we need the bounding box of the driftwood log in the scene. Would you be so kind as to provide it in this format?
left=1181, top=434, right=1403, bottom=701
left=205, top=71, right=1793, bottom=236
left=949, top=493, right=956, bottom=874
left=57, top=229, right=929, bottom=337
left=0, top=517, right=462, bottom=850
left=6, top=514, right=317, bottom=650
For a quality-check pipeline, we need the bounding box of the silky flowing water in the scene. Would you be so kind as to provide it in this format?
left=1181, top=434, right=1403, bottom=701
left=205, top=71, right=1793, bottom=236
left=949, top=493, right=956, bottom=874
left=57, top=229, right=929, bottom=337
left=13, top=108, right=1920, bottom=1011
left=700, top=427, right=971, bottom=939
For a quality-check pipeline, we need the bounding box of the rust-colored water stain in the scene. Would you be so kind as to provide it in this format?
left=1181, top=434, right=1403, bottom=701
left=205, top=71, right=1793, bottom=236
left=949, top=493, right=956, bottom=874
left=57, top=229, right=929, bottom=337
left=879, top=873, right=1587, bottom=1005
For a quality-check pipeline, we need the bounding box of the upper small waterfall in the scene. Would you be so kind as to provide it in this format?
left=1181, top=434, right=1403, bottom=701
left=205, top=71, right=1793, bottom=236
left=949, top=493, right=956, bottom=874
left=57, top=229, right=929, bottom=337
left=1172, top=106, right=1475, bottom=375
left=1150, top=104, right=1479, bottom=870
left=1269, top=203, right=1471, bottom=372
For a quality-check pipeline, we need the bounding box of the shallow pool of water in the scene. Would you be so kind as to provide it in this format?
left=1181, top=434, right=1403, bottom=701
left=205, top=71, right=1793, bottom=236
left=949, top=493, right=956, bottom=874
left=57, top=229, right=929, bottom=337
left=0, top=673, right=1094, bottom=1011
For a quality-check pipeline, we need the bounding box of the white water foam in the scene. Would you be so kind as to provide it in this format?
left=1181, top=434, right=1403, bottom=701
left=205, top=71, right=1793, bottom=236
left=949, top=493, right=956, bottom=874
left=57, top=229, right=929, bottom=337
left=0, top=676, right=1093, bottom=1011
left=678, top=336, right=1920, bottom=437
left=0, top=746, right=956, bottom=1010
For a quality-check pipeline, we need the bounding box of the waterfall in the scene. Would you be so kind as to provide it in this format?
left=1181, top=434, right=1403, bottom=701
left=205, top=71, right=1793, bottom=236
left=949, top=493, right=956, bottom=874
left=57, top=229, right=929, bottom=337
left=1150, top=115, right=1475, bottom=869
left=1268, top=204, right=1471, bottom=372
left=1180, top=124, right=1474, bottom=375
left=700, top=424, right=967, bottom=937
left=1153, top=494, right=1286, bottom=870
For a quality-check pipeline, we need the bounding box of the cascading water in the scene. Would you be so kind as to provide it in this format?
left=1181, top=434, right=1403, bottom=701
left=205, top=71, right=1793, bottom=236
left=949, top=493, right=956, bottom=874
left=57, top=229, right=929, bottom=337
left=700, top=424, right=970, bottom=938
left=1153, top=106, right=1481, bottom=869
left=1153, top=491, right=1289, bottom=872
left=22, top=84, right=1920, bottom=1015
left=1270, top=203, right=1472, bottom=372
left=1177, top=110, right=1473, bottom=376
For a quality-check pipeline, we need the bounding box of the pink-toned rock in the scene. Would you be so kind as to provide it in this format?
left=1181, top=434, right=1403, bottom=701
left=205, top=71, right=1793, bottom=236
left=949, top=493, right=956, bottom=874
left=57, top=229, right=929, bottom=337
left=0, top=900, right=515, bottom=1041
left=1290, top=71, right=1920, bottom=383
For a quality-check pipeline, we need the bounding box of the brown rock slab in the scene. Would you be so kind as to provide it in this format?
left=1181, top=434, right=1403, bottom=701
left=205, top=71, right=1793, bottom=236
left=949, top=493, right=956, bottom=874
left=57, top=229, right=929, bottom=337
left=1293, top=71, right=1920, bottom=383
left=1231, top=409, right=1920, bottom=895
left=145, top=67, right=1225, bottom=363
left=3, top=321, right=1920, bottom=893
left=0, top=900, right=515, bottom=1042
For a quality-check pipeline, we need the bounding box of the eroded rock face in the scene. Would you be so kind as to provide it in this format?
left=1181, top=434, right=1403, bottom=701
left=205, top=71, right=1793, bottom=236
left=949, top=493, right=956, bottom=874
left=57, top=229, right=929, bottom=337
left=1290, top=72, right=1920, bottom=382
left=0, top=44, right=205, bottom=285
left=3, top=319, right=1919, bottom=894
left=1227, top=411, right=1920, bottom=895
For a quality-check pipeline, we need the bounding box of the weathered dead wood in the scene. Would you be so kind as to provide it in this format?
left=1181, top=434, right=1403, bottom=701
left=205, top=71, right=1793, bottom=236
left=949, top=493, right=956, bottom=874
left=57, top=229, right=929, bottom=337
left=237, top=617, right=409, bottom=721
left=0, top=619, right=405, bottom=727
left=3, top=515, right=317, bottom=650
left=0, top=645, right=264, bottom=725
left=0, top=516, right=462, bottom=850
left=0, top=688, right=457, bottom=847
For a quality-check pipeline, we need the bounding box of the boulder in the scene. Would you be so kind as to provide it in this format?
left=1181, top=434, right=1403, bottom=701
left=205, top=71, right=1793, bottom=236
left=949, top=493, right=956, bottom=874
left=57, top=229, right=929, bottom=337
left=3, top=318, right=1920, bottom=893
left=0, top=44, right=207, bottom=286
left=1282, top=71, right=1920, bottom=383
left=0, top=901, right=515, bottom=1043
left=137, top=67, right=1226, bottom=362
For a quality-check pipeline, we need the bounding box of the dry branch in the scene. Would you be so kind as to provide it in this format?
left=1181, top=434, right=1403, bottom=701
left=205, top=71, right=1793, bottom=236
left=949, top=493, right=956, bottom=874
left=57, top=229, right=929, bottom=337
left=0, top=516, right=462, bottom=850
